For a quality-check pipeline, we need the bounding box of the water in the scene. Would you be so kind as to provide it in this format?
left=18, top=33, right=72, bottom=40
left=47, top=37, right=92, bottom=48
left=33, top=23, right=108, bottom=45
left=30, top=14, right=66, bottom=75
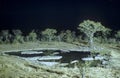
left=58, top=51, right=90, bottom=63
left=5, top=50, right=91, bottom=66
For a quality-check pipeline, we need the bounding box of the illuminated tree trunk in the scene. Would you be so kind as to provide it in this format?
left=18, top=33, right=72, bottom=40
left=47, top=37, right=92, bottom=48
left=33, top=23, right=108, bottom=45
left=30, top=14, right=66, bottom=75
left=89, top=33, right=96, bottom=60
left=48, top=35, right=52, bottom=42
left=58, top=36, right=61, bottom=42
left=89, top=33, right=94, bottom=50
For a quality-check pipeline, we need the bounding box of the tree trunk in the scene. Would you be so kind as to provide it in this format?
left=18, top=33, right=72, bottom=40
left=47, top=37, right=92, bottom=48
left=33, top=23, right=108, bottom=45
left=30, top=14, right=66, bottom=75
left=48, top=35, right=52, bottom=42
left=58, top=36, right=61, bottom=42
left=89, top=34, right=94, bottom=51
left=89, top=33, right=96, bottom=60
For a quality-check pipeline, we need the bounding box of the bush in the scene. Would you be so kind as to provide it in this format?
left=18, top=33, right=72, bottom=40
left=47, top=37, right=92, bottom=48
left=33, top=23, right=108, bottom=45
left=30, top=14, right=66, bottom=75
left=28, top=30, right=37, bottom=42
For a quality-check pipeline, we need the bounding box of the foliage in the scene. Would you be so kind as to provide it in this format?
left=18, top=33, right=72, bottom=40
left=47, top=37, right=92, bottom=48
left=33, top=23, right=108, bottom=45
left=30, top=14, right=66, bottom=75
left=57, top=31, right=66, bottom=42
left=64, top=30, right=76, bottom=43
left=41, top=28, right=57, bottom=42
left=115, top=30, right=120, bottom=43
left=27, top=30, right=37, bottom=42
left=75, top=61, right=92, bottom=78
left=78, top=20, right=110, bottom=50
left=0, top=30, right=12, bottom=43
left=94, top=29, right=111, bottom=44
left=12, top=29, right=22, bottom=36
left=12, top=30, right=24, bottom=43
left=75, top=61, right=85, bottom=78
left=57, top=30, right=76, bottom=43
left=115, top=30, right=120, bottom=39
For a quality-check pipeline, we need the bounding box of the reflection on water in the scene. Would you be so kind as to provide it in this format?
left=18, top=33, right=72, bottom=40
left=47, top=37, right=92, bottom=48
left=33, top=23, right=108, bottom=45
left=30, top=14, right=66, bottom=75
left=58, top=52, right=90, bottom=63
left=5, top=50, right=91, bottom=66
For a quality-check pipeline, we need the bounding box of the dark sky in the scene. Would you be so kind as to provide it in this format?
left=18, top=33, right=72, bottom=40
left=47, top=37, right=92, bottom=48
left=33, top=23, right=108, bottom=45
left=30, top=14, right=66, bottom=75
left=0, top=0, right=120, bottom=32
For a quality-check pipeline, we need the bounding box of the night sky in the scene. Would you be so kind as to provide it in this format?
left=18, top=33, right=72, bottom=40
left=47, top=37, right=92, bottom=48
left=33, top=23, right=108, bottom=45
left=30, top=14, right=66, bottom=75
left=0, top=0, right=120, bottom=32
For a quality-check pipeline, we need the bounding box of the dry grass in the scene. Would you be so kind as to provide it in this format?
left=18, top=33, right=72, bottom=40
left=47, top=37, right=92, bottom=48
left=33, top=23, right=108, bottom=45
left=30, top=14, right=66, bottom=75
left=0, top=42, right=79, bottom=52
left=0, top=42, right=120, bottom=78
left=0, top=54, right=120, bottom=78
